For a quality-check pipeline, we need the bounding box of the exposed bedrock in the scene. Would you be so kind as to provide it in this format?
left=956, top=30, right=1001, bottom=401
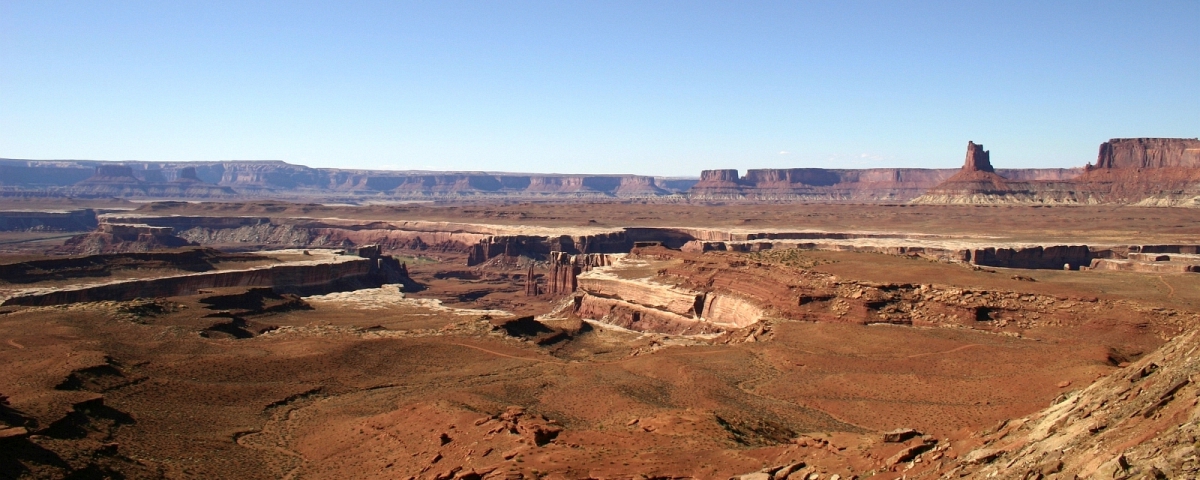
left=679, top=240, right=1092, bottom=270
left=0, top=159, right=683, bottom=197
left=1088, top=258, right=1200, bottom=273
left=951, top=327, right=1200, bottom=479
left=53, top=223, right=198, bottom=255
left=971, top=245, right=1092, bottom=270
left=575, top=249, right=1189, bottom=340
left=1, top=247, right=408, bottom=307
left=71, top=165, right=238, bottom=198
left=573, top=294, right=728, bottom=335
left=963, top=141, right=994, bottom=173
left=0, top=208, right=98, bottom=232
left=94, top=214, right=1116, bottom=273
left=0, top=248, right=228, bottom=283
left=1094, top=137, right=1200, bottom=169
left=576, top=276, right=705, bottom=318
left=916, top=138, right=1200, bottom=206
left=689, top=165, right=1079, bottom=202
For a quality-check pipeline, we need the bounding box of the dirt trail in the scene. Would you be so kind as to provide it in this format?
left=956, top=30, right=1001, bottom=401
left=1159, top=275, right=1176, bottom=297
left=5, top=339, right=24, bottom=349
left=906, top=343, right=982, bottom=359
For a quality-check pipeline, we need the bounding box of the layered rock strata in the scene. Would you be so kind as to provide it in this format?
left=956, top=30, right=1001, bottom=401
left=689, top=165, right=1079, bottom=202
left=949, top=327, right=1200, bottom=478
left=53, top=223, right=198, bottom=255
left=1095, top=137, right=1200, bottom=169
left=571, top=256, right=766, bottom=334
left=524, top=252, right=613, bottom=296
left=99, top=212, right=1135, bottom=272
left=0, top=247, right=408, bottom=307
left=916, top=138, right=1200, bottom=205
left=0, top=159, right=682, bottom=198
left=0, top=209, right=98, bottom=231
left=72, top=165, right=237, bottom=198
left=570, top=247, right=1191, bottom=337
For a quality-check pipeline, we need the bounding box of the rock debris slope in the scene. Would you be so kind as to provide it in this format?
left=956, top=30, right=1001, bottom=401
left=948, top=327, right=1200, bottom=479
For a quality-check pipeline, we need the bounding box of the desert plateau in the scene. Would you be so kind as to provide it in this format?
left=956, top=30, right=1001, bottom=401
left=0, top=139, right=1199, bottom=479
left=5, top=3, right=1199, bottom=478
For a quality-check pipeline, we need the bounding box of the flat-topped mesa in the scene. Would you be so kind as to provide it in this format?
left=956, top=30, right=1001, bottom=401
left=81, top=165, right=142, bottom=184
left=964, top=141, right=995, bottom=173
left=694, top=169, right=743, bottom=188
left=174, top=167, right=203, bottom=183
left=1093, top=138, right=1200, bottom=169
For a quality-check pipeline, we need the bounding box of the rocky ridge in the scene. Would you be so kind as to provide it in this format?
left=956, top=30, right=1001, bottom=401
left=915, top=138, right=1200, bottom=206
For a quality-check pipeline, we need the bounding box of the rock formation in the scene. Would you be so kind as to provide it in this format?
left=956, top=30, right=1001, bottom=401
left=53, top=223, right=198, bottom=255
left=1094, top=137, right=1200, bottom=169
left=0, top=209, right=98, bottom=232
left=69, top=164, right=237, bottom=198
left=912, top=142, right=1052, bottom=204
left=0, top=157, right=1081, bottom=202
left=1, top=248, right=409, bottom=307
left=917, top=138, right=1200, bottom=205
left=949, top=327, right=1200, bottom=478
left=963, top=141, right=994, bottom=172
left=524, top=263, right=538, bottom=296
left=545, top=252, right=579, bottom=296
left=689, top=163, right=1080, bottom=202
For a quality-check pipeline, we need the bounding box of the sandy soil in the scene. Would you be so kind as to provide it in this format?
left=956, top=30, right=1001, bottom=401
left=3, top=200, right=1199, bottom=478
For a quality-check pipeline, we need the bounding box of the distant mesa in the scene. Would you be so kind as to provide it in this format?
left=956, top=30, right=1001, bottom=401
left=914, top=137, right=1200, bottom=206
left=1092, top=137, right=1200, bottom=170
left=173, top=166, right=203, bottom=183
left=3, top=137, right=1198, bottom=205
left=80, top=165, right=142, bottom=185
left=72, top=164, right=236, bottom=198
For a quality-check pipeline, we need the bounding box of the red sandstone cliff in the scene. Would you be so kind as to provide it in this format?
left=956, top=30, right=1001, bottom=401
left=1094, top=138, right=1200, bottom=169
left=912, top=141, right=1027, bottom=203
left=916, top=138, right=1200, bottom=206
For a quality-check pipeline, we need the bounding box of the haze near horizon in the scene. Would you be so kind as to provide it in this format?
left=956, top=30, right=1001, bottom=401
left=1, top=1, right=1197, bottom=176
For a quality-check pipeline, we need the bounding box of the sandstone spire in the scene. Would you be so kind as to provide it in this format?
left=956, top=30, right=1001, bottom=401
left=963, top=141, right=994, bottom=173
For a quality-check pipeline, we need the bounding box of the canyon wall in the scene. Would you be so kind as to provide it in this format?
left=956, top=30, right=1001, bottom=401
left=9, top=138, right=1196, bottom=204
left=0, top=209, right=98, bottom=231
left=1, top=248, right=406, bottom=307
left=689, top=166, right=1080, bottom=202
left=1095, top=138, right=1200, bottom=169
left=0, top=159, right=678, bottom=199
left=916, top=138, right=1200, bottom=206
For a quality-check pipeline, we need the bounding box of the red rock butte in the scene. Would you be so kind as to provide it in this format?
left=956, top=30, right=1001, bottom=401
left=963, top=141, right=994, bottom=173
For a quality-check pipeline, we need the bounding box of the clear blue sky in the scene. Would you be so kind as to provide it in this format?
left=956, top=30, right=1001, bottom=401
left=2, top=1, right=1197, bottom=176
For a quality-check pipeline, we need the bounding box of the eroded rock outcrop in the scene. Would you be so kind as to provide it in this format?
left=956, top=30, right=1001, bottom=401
left=911, top=141, right=1050, bottom=204
left=53, top=223, right=198, bottom=255
left=690, top=162, right=1081, bottom=202
left=1, top=247, right=410, bottom=307
left=71, top=165, right=237, bottom=198
left=917, top=138, right=1200, bottom=206
left=963, top=141, right=994, bottom=173
left=0, top=209, right=98, bottom=232
left=947, top=327, right=1200, bottom=479
left=1095, top=137, right=1200, bottom=169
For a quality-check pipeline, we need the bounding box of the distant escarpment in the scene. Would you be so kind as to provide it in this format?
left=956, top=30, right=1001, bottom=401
left=5, top=138, right=1198, bottom=204
left=914, top=138, right=1200, bottom=206
left=71, top=165, right=238, bottom=198
left=0, top=159, right=683, bottom=199
left=689, top=164, right=1079, bottom=202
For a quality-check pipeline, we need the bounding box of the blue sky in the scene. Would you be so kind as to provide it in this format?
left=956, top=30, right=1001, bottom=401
left=2, top=1, right=1197, bottom=176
